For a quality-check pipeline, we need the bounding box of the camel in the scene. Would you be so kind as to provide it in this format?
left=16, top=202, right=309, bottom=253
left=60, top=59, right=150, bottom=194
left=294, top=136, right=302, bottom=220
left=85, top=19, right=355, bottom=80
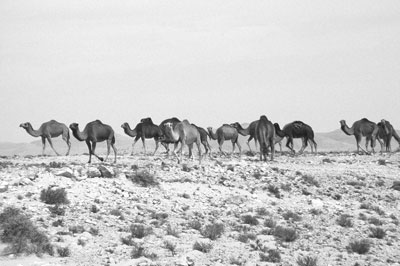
left=163, top=119, right=202, bottom=164
left=69, top=120, right=117, bottom=163
left=339, top=118, right=378, bottom=154
left=19, top=120, right=71, bottom=156
left=121, top=118, right=162, bottom=155
left=158, top=117, right=181, bottom=153
left=256, top=115, right=275, bottom=161
left=191, top=124, right=212, bottom=156
left=231, top=121, right=283, bottom=153
left=377, top=119, right=400, bottom=152
left=274, top=121, right=317, bottom=154
left=207, top=124, right=241, bottom=155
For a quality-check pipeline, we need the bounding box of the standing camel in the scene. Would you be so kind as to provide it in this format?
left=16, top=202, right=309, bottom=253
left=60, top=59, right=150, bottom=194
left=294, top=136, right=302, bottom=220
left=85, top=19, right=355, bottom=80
left=339, top=118, right=378, bottom=154
left=274, top=121, right=317, bottom=154
left=377, top=119, right=400, bottom=152
left=19, top=120, right=71, bottom=156
left=256, top=115, right=275, bottom=161
left=121, top=118, right=162, bottom=155
left=69, top=120, right=117, bottom=163
left=163, top=120, right=202, bottom=164
left=159, top=117, right=181, bottom=154
left=207, top=124, right=241, bottom=155
left=191, top=124, right=212, bottom=156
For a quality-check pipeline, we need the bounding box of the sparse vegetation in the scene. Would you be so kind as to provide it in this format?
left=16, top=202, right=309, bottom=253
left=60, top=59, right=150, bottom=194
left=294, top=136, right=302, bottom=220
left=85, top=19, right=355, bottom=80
left=337, top=214, right=353, bottom=227
left=166, top=223, right=180, bottom=237
left=369, top=227, right=386, bottom=239
left=126, top=170, right=160, bottom=187
left=282, top=210, right=302, bottom=222
left=296, top=255, right=318, bottom=266
left=40, top=187, right=69, bottom=205
left=347, top=239, right=371, bottom=254
left=259, top=249, right=281, bottom=262
left=193, top=240, right=213, bottom=253
left=301, top=174, right=320, bottom=187
left=273, top=225, right=298, bottom=242
left=57, top=247, right=71, bottom=257
left=201, top=222, right=225, bottom=240
left=129, top=223, right=153, bottom=239
left=163, top=240, right=177, bottom=255
left=241, top=214, right=259, bottom=225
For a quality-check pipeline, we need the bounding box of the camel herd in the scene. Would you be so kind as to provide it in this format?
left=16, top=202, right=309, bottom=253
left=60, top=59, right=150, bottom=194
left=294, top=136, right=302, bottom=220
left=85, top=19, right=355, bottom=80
left=19, top=117, right=400, bottom=164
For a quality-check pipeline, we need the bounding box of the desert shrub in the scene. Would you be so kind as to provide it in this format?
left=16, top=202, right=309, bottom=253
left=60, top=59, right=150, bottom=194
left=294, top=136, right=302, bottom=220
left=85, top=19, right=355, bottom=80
left=377, top=159, right=386, bottom=166
left=166, top=224, right=180, bottom=238
left=130, top=223, right=152, bottom=239
left=310, top=208, right=322, bottom=215
left=89, top=227, right=99, bottom=236
left=282, top=210, right=302, bottom=222
left=201, top=222, right=224, bottom=240
left=259, top=249, right=281, bottom=262
left=110, top=208, right=124, bottom=219
left=126, top=170, right=159, bottom=187
left=193, top=240, right=213, bottom=253
left=131, top=242, right=145, bottom=258
left=57, top=247, right=71, bottom=257
left=264, top=218, right=277, bottom=228
left=40, top=187, right=69, bottom=205
left=241, top=214, right=259, bottom=225
left=69, top=225, right=85, bottom=234
left=369, top=227, right=386, bottom=239
left=188, top=219, right=202, bottom=231
left=121, top=236, right=135, bottom=246
left=163, top=240, right=177, bottom=256
left=302, top=174, right=320, bottom=187
left=368, top=217, right=383, bottom=226
left=273, top=226, right=298, bottom=242
left=90, top=205, right=100, bottom=213
left=347, top=239, right=371, bottom=254
left=267, top=184, right=281, bottom=198
left=296, top=255, right=318, bottom=266
left=52, top=219, right=64, bottom=227
left=48, top=205, right=66, bottom=216
left=256, top=207, right=270, bottom=216
left=337, top=214, right=353, bottom=227
left=0, top=207, right=53, bottom=255
left=237, top=232, right=257, bottom=243
left=346, top=181, right=366, bottom=187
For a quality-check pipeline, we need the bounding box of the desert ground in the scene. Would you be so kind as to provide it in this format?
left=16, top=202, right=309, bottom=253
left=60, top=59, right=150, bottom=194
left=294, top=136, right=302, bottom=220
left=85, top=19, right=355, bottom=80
left=0, top=148, right=400, bottom=266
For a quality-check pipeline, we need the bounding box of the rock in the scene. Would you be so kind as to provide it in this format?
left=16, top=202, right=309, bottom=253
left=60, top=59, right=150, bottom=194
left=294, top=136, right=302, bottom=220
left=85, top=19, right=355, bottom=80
left=0, top=183, right=8, bottom=193
left=99, top=165, right=114, bottom=178
left=311, top=199, right=324, bottom=209
left=55, top=168, right=75, bottom=178
left=87, top=167, right=102, bottom=178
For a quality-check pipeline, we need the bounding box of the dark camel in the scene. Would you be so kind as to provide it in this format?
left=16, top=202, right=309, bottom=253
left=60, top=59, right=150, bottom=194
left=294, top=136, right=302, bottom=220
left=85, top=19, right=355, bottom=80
left=19, top=120, right=71, bottom=156
left=191, top=124, right=212, bottom=156
left=69, top=120, right=117, bottom=163
left=231, top=121, right=283, bottom=152
left=256, top=115, right=275, bottom=161
left=377, top=119, right=400, bottom=152
left=274, top=121, right=317, bottom=154
left=121, top=118, right=162, bottom=155
left=158, top=117, right=181, bottom=153
left=207, top=124, right=241, bottom=155
left=340, top=119, right=378, bottom=154
left=164, top=120, right=202, bottom=164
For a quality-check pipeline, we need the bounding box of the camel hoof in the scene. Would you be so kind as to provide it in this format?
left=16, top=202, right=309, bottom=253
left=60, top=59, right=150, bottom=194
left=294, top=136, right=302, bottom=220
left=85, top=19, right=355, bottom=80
left=99, top=157, right=104, bottom=162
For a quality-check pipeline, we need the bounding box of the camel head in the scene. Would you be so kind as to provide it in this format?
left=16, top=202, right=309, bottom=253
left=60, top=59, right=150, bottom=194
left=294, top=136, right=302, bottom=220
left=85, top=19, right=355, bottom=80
left=164, top=122, right=173, bottom=130
left=339, top=120, right=346, bottom=127
left=69, top=123, right=79, bottom=131
left=380, top=119, right=390, bottom=135
left=230, top=122, right=241, bottom=129
left=19, top=122, right=31, bottom=129
left=121, top=122, right=130, bottom=130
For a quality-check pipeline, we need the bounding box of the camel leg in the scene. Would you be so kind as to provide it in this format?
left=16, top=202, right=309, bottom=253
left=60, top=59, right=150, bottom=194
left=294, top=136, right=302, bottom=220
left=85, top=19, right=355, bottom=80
left=141, top=137, right=146, bottom=155
left=236, top=141, right=242, bottom=156
left=86, top=140, right=92, bottom=163
left=105, top=140, right=111, bottom=162
left=286, top=137, right=295, bottom=154
left=247, top=136, right=253, bottom=153
left=91, top=142, right=104, bottom=162
left=377, top=138, right=384, bottom=153
left=299, top=138, right=308, bottom=154
left=63, top=134, right=71, bottom=156
left=131, top=137, right=140, bottom=156
left=112, top=143, right=117, bottom=163
left=172, top=142, right=180, bottom=163
left=196, top=141, right=202, bottom=164
left=41, top=137, right=46, bottom=156
left=46, top=137, right=60, bottom=156
left=152, top=139, right=160, bottom=156
left=219, top=139, right=226, bottom=156
left=270, top=138, right=275, bottom=161
left=188, top=143, right=194, bottom=160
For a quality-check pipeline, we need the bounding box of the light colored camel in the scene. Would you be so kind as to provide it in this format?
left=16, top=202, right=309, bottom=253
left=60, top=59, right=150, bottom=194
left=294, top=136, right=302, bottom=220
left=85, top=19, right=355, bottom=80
left=207, top=124, right=241, bottom=155
left=339, top=118, right=378, bottom=154
left=69, top=120, right=117, bottom=163
left=19, top=120, right=71, bottom=156
left=256, top=115, right=275, bottom=161
left=164, top=119, right=202, bottom=164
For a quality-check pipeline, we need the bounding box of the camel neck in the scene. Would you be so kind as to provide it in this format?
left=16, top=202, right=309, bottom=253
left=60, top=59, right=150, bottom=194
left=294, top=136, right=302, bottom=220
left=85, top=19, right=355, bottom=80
left=208, top=129, right=218, bottom=140
left=71, top=128, right=87, bottom=141
left=236, top=125, right=250, bottom=136
left=166, top=126, right=180, bottom=141
left=25, top=125, right=41, bottom=138
left=123, top=126, right=137, bottom=137
left=340, top=124, right=354, bottom=136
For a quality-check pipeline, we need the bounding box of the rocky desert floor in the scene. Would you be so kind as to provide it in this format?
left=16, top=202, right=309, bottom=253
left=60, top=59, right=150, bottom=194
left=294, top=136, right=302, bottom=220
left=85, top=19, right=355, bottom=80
left=0, top=151, right=400, bottom=266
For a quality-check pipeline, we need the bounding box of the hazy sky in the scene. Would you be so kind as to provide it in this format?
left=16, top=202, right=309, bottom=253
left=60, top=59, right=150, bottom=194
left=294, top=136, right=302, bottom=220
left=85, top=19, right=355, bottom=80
left=1, top=0, right=400, bottom=142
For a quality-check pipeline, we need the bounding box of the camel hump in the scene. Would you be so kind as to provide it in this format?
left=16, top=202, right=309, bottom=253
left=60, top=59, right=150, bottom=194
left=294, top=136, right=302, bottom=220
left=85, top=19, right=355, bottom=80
left=259, top=115, right=268, bottom=121
left=361, top=118, right=371, bottom=122
left=94, top=119, right=103, bottom=124
left=49, top=119, right=58, bottom=123
left=182, top=119, right=190, bottom=124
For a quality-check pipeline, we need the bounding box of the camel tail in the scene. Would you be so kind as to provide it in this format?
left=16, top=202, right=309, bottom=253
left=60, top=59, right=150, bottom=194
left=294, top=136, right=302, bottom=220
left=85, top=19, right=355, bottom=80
left=393, top=130, right=400, bottom=144
left=112, top=135, right=116, bottom=145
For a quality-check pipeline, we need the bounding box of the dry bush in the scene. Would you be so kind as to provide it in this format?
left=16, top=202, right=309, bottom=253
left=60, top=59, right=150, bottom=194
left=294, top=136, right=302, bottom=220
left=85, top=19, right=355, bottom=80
left=273, top=226, right=298, bottom=242
left=130, top=223, right=153, bottom=239
left=241, top=214, right=259, bottom=225
left=201, top=222, right=225, bottom=240
left=193, top=240, right=213, bottom=253
left=369, top=227, right=386, bottom=239
left=166, top=224, right=180, bottom=238
left=347, top=239, right=371, bottom=254
left=237, top=232, right=257, bottom=243
left=57, top=247, right=71, bottom=257
left=163, top=240, right=177, bottom=256
left=296, top=255, right=318, bottom=266
left=337, top=214, right=353, bottom=227
left=282, top=210, right=302, bottom=222
left=126, top=170, right=159, bottom=187
left=40, top=187, right=69, bottom=205
left=259, top=249, right=281, bottom=262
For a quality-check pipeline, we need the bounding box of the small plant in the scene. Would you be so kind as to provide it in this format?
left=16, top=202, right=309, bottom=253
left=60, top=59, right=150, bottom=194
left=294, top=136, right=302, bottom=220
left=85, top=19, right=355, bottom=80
left=259, top=249, right=281, bottom=262
left=256, top=207, right=270, bottom=216
left=301, top=174, right=320, bottom=187
left=121, top=236, right=135, bottom=246
left=337, top=214, right=353, bottom=227
left=52, top=219, right=64, bottom=227
left=282, top=210, right=302, bottom=222
left=130, top=223, right=152, bottom=239
left=264, top=218, right=277, bottom=228
left=166, top=224, right=180, bottom=238
left=110, top=208, right=124, bottom=219
left=273, top=226, right=298, bottom=242
left=131, top=242, right=145, bottom=258
left=369, top=227, right=386, bottom=239
left=0, top=207, right=53, bottom=255
left=377, top=159, right=386, bottom=166
left=164, top=240, right=177, bottom=256
left=48, top=205, right=66, bottom=216
left=69, top=225, right=85, bottom=234
left=267, top=184, right=281, bottom=198
left=193, top=240, right=213, bottom=253
left=237, top=232, right=257, bottom=243
left=347, top=239, right=371, bottom=254
left=188, top=219, right=202, bottom=231
left=201, top=222, right=225, bottom=240
left=89, top=227, right=99, bottom=236
left=40, top=187, right=69, bottom=205
left=127, top=170, right=159, bottom=187
left=241, top=214, right=259, bottom=225
left=90, top=205, right=100, bottom=213
left=310, top=208, right=322, bottom=215
left=57, top=247, right=71, bottom=257
left=296, top=255, right=318, bottom=266
left=368, top=217, right=383, bottom=226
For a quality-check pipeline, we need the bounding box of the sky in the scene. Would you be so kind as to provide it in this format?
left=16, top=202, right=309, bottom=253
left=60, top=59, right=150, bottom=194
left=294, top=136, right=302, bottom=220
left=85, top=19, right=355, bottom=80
left=1, top=0, right=400, bottom=143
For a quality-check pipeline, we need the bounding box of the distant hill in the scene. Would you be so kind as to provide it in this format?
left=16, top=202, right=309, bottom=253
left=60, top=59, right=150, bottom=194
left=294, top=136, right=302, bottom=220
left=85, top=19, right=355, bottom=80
left=1, top=129, right=399, bottom=156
